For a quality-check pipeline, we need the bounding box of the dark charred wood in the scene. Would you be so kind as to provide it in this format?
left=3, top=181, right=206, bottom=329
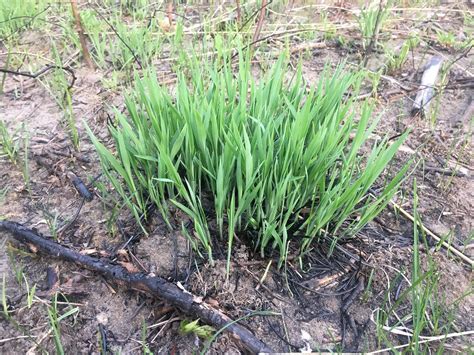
left=70, top=174, right=94, bottom=202
left=0, top=220, right=273, bottom=354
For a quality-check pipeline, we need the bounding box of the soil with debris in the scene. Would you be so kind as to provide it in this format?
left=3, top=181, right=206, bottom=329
left=1, top=1, right=473, bottom=354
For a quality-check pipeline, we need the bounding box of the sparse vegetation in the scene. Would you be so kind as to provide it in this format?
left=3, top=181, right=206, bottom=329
left=374, top=180, right=472, bottom=353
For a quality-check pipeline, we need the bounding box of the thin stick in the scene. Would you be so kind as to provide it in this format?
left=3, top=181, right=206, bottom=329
left=368, top=329, right=474, bottom=354
left=0, top=65, right=76, bottom=89
left=382, top=197, right=473, bottom=267
left=252, top=0, right=268, bottom=43
left=70, top=0, right=94, bottom=69
left=0, top=335, right=34, bottom=344
left=236, top=0, right=242, bottom=23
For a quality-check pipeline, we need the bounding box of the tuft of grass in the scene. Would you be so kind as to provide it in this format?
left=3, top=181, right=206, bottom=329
left=70, top=9, right=164, bottom=71
left=47, top=294, right=79, bottom=355
left=140, top=319, right=153, bottom=355
left=88, top=51, right=408, bottom=267
left=22, top=274, right=36, bottom=309
left=0, top=120, right=20, bottom=164
left=44, top=210, right=60, bottom=241
left=357, top=0, right=391, bottom=52
left=22, top=127, right=30, bottom=192
left=385, top=36, right=419, bottom=74
left=0, top=0, right=49, bottom=38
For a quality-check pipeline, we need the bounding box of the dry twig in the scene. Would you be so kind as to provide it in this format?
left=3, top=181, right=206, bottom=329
left=0, top=65, right=76, bottom=89
left=252, top=0, right=268, bottom=43
left=70, top=0, right=94, bottom=69
left=380, top=197, right=474, bottom=267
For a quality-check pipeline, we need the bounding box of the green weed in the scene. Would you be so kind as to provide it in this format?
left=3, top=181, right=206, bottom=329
left=358, top=1, right=391, bottom=51
left=385, top=36, right=419, bottom=73
left=74, top=9, right=164, bottom=71
left=0, top=0, right=49, bottom=38
left=22, top=274, right=36, bottom=309
left=179, top=318, right=215, bottom=340
left=140, top=319, right=153, bottom=355
left=0, top=120, right=20, bottom=164
left=0, top=186, right=9, bottom=205
left=47, top=294, right=79, bottom=355
left=1, top=273, right=9, bottom=319
left=435, top=29, right=456, bottom=49
left=39, top=41, right=79, bottom=149
left=44, top=210, right=60, bottom=241
left=22, top=128, right=30, bottom=191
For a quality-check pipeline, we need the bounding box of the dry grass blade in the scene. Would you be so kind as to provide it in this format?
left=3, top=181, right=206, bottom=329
left=381, top=196, right=474, bottom=267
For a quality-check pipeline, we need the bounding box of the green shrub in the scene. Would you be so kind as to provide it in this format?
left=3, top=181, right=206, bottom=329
left=87, top=52, right=408, bottom=267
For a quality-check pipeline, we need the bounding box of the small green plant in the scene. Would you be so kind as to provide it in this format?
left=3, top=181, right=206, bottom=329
left=0, top=44, right=12, bottom=94
left=319, top=11, right=337, bottom=41
left=88, top=50, right=408, bottom=268
left=0, top=120, right=20, bottom=164
left=78, top=10, right=108, bottom=68
left=44, top=210, right=60, bottom=240
left=140, top=319, right=153, bottom=355
left=179, top=319, right=215, bottom=340
left=365, top=68, right=383, bottom=97
left=22, top=128, right=30, bottom=191
left=430, top=62, right=449, bottom=126
left=1, top=273, right=9, bottom=319
left=0, top=0, right=49, bottom=38
left=40, top=41, right=79, bottom=149
left=435, top=29, right=456, bottom=49
left=47, top=294, right=79, bottom=355
left=358, top=1, right=391, bottom=51
left=385, top=36, right=419, bottom=73
left=0, top=186, right=9, bottom=205
left=7, top=250, right=24, bottom=286
left=22, top=274, right=36, bottom=309
left=75, top=9, right=165, bottom=71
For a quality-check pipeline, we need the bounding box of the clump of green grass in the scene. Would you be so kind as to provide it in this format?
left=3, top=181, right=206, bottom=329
left=357, top=1, right=391, bottom=51
left=67, top=9, right=164, bottom=71
left=0, top=0, right=49, bottom=38
left=88, top=51, right=408, bottom=267
left=385, top=36, right=419, bottom=74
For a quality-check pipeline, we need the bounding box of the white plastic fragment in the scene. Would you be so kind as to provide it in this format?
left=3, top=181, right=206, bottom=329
left=411, top=56, right=444, bottom=117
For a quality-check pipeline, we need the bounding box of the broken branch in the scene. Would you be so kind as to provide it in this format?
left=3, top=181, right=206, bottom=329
left=0, top=221, right=274, bottom=354
left=0, top=65, right=76, bottom=89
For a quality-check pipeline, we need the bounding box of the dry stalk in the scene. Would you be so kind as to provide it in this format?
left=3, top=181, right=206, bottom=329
left=253, top=0, right=267, bottom=43
left=70, top=0, right=94, bottom=69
